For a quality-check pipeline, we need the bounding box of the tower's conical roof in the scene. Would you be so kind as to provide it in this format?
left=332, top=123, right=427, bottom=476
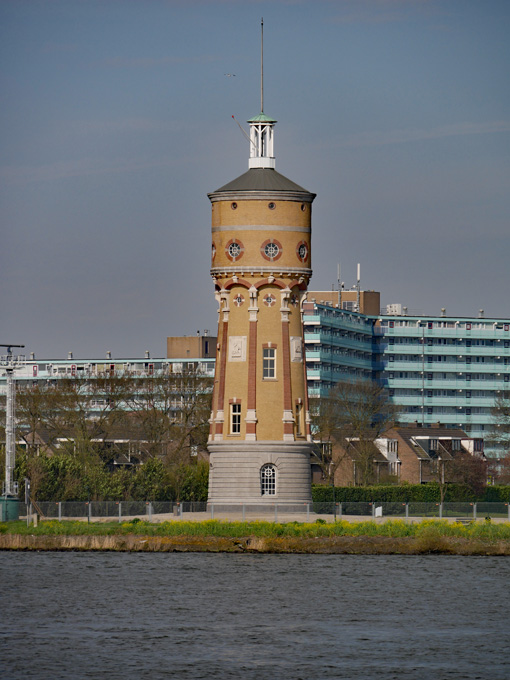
left=214, top=167, right=308, bottom=193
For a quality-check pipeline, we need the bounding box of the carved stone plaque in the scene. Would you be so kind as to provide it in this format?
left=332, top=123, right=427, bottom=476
left=229, top=336, right=247, bottom=362
left=290, top=336, right=303, bottom=362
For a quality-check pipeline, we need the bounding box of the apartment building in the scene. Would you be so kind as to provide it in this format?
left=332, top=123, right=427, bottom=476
left=303, top=296, right=509, bottom=459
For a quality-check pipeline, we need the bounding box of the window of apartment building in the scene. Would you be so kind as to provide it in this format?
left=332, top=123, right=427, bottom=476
left=230, top=403, right=241, bottom=434
left=260, top=464, right=276, bottom=496
left=262, top=347, right=276, bottom=379
left=427, top=373, right=433, bottom=380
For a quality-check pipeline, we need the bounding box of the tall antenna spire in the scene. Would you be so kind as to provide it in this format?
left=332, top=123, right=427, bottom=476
left=261, top=17, right=264, bottom=113
left=247, top=18, right=276, bottom=169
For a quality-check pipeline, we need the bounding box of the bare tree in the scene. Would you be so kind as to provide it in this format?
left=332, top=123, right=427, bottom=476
left=126, top=364, right=212, bottom=464
left=490, top=391, right=510, bottom=456
left=311, top=379, right=399, bottom=485
left=17, top=374, right=134, bottom=461
left=492, top=452, right=510, bottom=485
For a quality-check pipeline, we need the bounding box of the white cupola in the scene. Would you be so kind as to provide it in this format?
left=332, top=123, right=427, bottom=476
left=247, top=112, right=276, bottom=169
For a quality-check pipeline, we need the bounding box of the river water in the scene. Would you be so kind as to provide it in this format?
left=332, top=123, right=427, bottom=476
left=1, top=552, right=509, bottom=679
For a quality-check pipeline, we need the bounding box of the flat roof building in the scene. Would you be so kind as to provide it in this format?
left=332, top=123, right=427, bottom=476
left=303, top=296, right=510, bottom=460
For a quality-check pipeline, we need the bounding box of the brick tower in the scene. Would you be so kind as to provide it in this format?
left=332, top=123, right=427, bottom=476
left=207, top=78, right=316, bottom=505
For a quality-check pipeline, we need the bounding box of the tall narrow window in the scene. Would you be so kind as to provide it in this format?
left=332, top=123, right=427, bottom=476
left=260, top=464, right=276, bottom=496
left=295, top=403, right=303, bottom=436
left=263, top=347, right=276, bottom=379
left=230, top=403, right=241, bottom=434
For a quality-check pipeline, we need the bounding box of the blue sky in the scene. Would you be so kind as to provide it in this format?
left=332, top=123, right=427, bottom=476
left=1, top=0, right=509, bottom=359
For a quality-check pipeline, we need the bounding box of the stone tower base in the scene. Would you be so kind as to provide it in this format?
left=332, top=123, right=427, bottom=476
left=207, top=441, right=312, bottom=505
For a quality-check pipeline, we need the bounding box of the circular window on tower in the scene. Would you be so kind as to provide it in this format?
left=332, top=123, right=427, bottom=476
left=301, top=203, right=307, bottom=212
left=233, top=293, right=245, bottom=307
left=231, top=202, right=238, bottom=210
left=263, top=294, right=277, bottom=307
left=225, top=239, right=245, bottom=262
left=268, top=202, right=276, bottom=210
left=260, top=238, right=283, bottom=262
left=296, top=241, right=309, bottom=263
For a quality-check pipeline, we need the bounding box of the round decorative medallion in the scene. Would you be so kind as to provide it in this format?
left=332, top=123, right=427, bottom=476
left=296, top=241, right=309, bottom=263
left=225, top=239, right=244, bottom=262
left=290, top=294, right=300, bottom=307
left=263, top=294, right=277, bottom=307
left=233, top=293, right=245, bottom=307
left=260, top=238, right=283, bottom=262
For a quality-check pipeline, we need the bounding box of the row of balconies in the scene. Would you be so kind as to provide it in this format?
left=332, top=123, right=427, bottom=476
left=394, top=395, right=496, bottom=408
left=377, top=326, right=509, bottom=338
left=306, top=355, right=373, bottom=371
left=381, top=360, right=510, bottom=373
left=303, top=314, right=374, bottom=334
left=396, top=412, right=491, bottom=426
left=305, top=349, right=372, bottom=364
left=381, top=345, right=510, bottom=357
left=384, top=377, right=508, bottom=390
left=304, top=333, right=373, bottom=352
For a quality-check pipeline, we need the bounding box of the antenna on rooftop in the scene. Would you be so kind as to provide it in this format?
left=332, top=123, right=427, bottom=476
left=356, top=263, right=361, bottom=313
left=337, top=263, right=343, bottom=306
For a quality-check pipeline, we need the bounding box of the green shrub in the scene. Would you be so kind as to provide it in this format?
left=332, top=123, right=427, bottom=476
left=312, top=483, right=480, bottom=504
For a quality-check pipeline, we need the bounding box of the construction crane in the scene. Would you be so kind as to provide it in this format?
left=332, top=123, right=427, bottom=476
left=1, top=344, right=25, bottom=499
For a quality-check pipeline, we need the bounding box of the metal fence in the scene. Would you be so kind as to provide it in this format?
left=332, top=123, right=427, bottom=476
left=19, top=500, right=510, bottom=523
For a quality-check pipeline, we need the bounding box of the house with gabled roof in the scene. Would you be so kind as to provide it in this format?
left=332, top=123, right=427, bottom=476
left=375, top=425, right=484, bottom=484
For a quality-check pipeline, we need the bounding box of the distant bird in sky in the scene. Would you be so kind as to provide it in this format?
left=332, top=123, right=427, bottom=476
left=224, top=73, right=236, bottom=77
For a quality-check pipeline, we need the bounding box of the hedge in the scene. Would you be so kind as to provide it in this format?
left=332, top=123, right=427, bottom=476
left=312, top=484, right=510, bottom=503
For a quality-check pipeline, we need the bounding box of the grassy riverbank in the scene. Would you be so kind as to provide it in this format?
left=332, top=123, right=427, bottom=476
left=1, top=519, right=510, bottom=554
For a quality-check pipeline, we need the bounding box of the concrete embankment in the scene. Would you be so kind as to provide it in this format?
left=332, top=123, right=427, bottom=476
left=1, top=533, right=510, bottom=555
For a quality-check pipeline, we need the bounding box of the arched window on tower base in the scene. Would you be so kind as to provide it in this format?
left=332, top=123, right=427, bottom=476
left=260, top=464, right=276, bottom=496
